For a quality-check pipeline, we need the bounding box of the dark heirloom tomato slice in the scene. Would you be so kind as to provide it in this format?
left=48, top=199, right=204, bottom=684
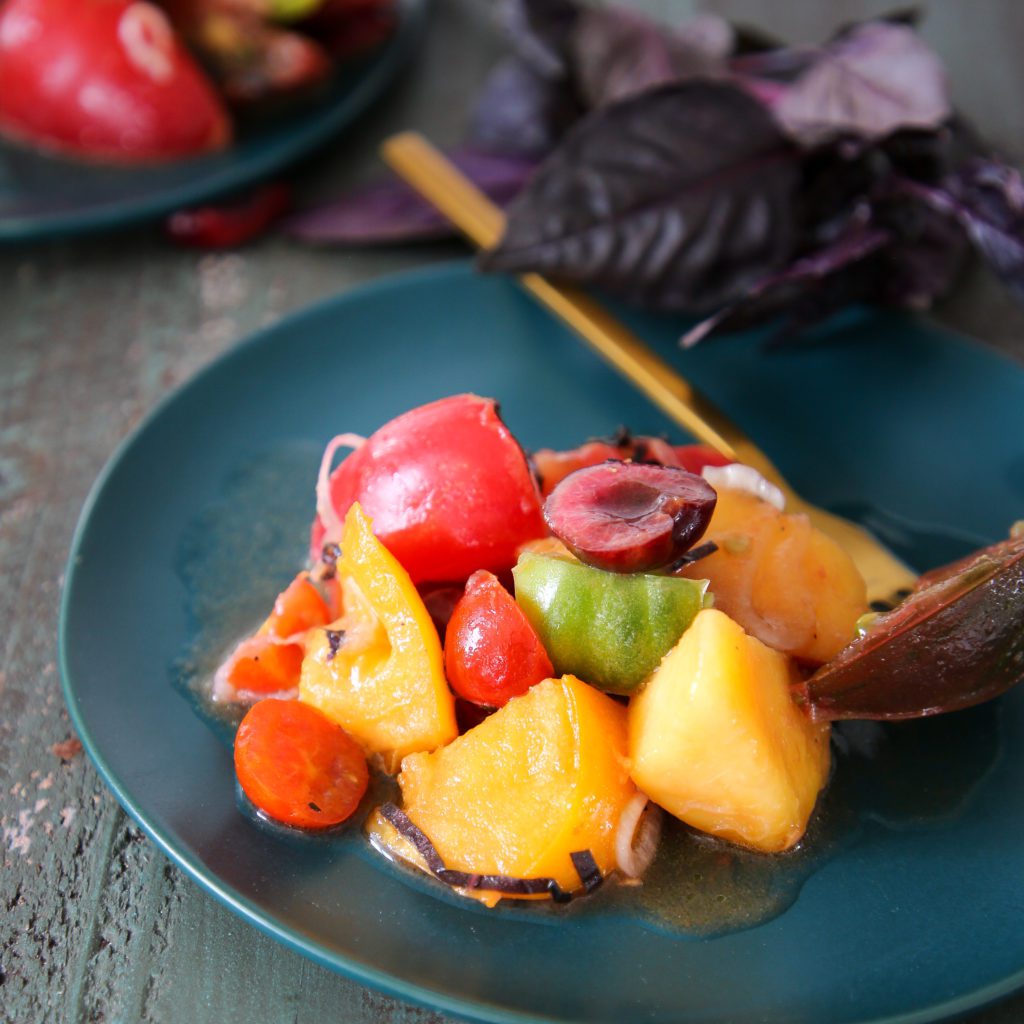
left=234, top=699, right=368, bottom=829
left=310, top=395, right=546, bottom=584
left=0, top=0, right=231, bottom=162
left=444, top=570, right=553, bottom=707
left=799, top=530, right=1024, bottom=720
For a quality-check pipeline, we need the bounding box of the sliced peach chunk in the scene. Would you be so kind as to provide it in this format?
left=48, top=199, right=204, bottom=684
left=299, top=503, right=457, bottom=772
left=679, top=486, right=867, bottom=663
left=629, top=608, right=830, bottom=853
left=366, top=676, right=637, bottom=905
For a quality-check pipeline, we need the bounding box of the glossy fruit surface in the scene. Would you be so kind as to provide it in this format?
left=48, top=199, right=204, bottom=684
left=365, top=675, right=635, bottom=906
left=234, top=698, right=368, bottom=829
left=300, top=503, right=457, bottom=772
left=801, top=529, right=1024, bottom=720
left=630, top=609, right=831, bottom=853
left=310, top=394, right=545, bottom=584
left=512, top=549, right=709, bottom=694
left=0, top=0, right=231, bottom=162
left=678, top=485, right=867, bottom=663
left=444, top=570, right=553, bottom=707
left=544, top=461, right=716, bottom=573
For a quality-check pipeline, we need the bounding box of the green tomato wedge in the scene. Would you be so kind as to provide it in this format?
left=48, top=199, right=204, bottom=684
left=512, top=550, right=711, bottom=695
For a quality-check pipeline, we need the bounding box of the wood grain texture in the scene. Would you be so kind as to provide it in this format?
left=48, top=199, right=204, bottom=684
left=1, top=1, right=1023, bottom=1022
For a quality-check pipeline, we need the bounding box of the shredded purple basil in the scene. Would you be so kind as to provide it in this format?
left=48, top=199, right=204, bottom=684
left=668, top=541, right=718, bottom=573
left=325, top=629, right=346, bottom=661
left=380, top=802, right=603, bottom=903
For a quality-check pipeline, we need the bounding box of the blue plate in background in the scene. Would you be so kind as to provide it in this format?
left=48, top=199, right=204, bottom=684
left=0, top=0, right=424, bottom=244
left=60, top=264, right=1024, bottom=1023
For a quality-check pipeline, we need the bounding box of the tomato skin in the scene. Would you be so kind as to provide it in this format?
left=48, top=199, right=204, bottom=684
left=225, top=637, right=306, bottom=696
left=672, top=444, right=733, bottom=475
left=0, top=0, right=231, bottom=162
left=218, top=573, right=333, bottom=699
left=444, top=570, right=554, bottom=708
left=533, top=437, right=734, bottom=496
left=310, top=395, right=546, bottom=584
left=265, top=573, right=331, bottom=639
left=234, top=699, right=368, bottom=829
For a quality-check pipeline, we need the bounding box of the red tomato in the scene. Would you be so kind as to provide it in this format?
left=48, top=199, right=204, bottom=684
left=444, top=570, right=554, bottom=708
left=167, top=183, right=292, bottom=250
left=234, top=699, right=368, bottom=829
left=0, top=0, right=231, bottom=162
left=532, top=436, right=733, bottom=496
left=310, top=395, right=546, bottom=584
left=672, top=444, right=734, bottom=475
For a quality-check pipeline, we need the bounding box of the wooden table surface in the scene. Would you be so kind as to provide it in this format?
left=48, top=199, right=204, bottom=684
left=3, top=1, right=1024, bottom=1021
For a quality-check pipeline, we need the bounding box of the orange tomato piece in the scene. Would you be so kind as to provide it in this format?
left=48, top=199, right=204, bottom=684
left=221, top=573, right=333, bottom=698
left=234, top=698, right=368, bottom=829
left=225, top=637, right=306, bottom=695
left=264, top=574, right=332, bottom=639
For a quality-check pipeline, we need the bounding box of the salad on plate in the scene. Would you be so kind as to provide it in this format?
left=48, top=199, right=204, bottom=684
left=209, top=392, right=1024, bottom=911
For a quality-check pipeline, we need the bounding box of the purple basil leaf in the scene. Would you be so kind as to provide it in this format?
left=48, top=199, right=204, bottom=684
left=499, top=0, right=580, bottom=80
left=467, top=56, right=582, bottom=158
left=682, top=220, right=892, bottom=346
left=570, top=8, right=733, bottom=108
left=283, top=150, right=537, bottom=245
left=907, top=159, right=1024, bottom=302
left=772, top=22, right=951, bottom=146
left=682, top=190, right=969, bottom=346
left=873, top=193, right=971, bottom=307
left=481, top=82, right=800, bottom=313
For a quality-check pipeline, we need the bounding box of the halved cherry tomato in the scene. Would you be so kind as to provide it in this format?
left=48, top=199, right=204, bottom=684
left=444, top=570, right=553, bottom=707
left=0, top=0, right=231, bottom=162
left=234, top=698, right=368, bottom=829
left=310, top=395, right=546, bottom=584
left=532, top=435, right=733, bottom=496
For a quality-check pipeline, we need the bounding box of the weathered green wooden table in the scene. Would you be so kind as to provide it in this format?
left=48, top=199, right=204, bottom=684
left=4, top=1, right=1024, bottom=1021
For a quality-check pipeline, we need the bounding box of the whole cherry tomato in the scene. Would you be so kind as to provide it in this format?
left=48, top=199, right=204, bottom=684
left=234, top=698, right=368, bottom=829
left=444, top=570, right=554, bottom=708
left=311, top=395, right=546, bottom=585
left=0, top=0, right=231, bottom=162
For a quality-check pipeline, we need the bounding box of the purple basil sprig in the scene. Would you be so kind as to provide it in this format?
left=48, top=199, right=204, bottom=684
left=286, top=0, right=1024, bottom=343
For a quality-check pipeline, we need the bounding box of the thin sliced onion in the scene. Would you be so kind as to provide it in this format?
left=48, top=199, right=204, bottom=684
left=315, top=433, right=366, bottom=545
left=615, top=792, right=662, bottom=879
left=702, top=463, right=785, bottom=511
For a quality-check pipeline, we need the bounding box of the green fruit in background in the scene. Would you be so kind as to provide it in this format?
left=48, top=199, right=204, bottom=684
left=512, top=550, right=710, bottom=695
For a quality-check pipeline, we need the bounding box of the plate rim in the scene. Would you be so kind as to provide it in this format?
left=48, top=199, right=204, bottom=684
left=58, top=262, right=1024, bottom=1024
left=0, top=0, right=426, bottom=243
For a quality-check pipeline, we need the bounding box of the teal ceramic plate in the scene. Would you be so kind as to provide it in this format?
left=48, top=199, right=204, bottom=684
left=61, top=264, right=1024, bottom=1024
left=0, top=0, right=424, bottom=244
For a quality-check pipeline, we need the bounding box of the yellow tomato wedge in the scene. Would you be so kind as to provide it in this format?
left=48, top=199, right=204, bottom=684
left=299, top=503, right=457, bottom=772
left=367, top=675, right=637, bottom=906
